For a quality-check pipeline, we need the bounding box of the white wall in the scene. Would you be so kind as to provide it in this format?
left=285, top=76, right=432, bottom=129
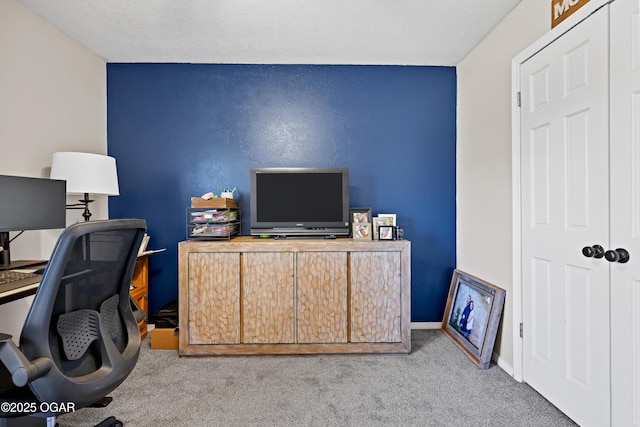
left=0, top=0, right=106, bottom=337
left=456, top=0, right=548, bottom=371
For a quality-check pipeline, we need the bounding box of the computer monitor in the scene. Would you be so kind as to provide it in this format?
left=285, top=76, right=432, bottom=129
left=0, top=175, right=67, bottom=269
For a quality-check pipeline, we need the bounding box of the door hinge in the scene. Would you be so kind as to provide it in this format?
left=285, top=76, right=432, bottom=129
left=520, top=322, right=523, bottom=338
left=517, top=91, right=522, bottom=107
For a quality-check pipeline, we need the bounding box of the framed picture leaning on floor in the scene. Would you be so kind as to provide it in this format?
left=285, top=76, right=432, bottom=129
left=441, top=269, right=506, bottom=369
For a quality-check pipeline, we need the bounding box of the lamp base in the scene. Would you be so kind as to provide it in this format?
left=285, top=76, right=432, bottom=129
left=66, top=193, right=94, bottom=222
left=80, top=193, right=94, bottom=221
left=0, top=231, right=9, bottom=266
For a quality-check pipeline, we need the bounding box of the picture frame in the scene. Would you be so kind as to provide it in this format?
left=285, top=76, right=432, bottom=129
left=371, top=217, right=384, bottom=240
left=353, top=223, right=372, bottom=240
left=378, top=225, right=395, bottom=240
left=350, top=207, right=372, bottom=223
left=350, top=208, right=372, bottom=237
left=377, top=213, right=396, bottom=226
left=441, top=269, right=506, bottom=369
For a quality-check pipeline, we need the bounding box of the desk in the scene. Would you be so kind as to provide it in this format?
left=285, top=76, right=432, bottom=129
left=0, top=260, right=47, bottom=271
left=0, top=275, right=40, bottom=305
left=0, top=255, right=152, bottom=340
left=0, top=262, right=46, bottom=304
left=131, top=254, right=150, bottom=339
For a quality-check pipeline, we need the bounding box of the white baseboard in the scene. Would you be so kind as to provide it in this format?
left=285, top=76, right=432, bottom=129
left=494, top=353, right=515, bottom=377
left=410, top=322, right=441, bottom=330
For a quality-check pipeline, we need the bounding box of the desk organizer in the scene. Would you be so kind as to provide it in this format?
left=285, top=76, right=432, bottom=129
left=191, top=197, right=237, bottom=209
left=186, top=207, right=241, bottom=240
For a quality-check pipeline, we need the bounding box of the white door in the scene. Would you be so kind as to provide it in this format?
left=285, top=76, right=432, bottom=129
left=519, top=5, right=610, bottom=427
left=610, top=0, right=640, bottom=425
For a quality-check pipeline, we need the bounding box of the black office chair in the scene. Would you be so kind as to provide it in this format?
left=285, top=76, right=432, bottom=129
left=0, top=219, right=147, bottom=427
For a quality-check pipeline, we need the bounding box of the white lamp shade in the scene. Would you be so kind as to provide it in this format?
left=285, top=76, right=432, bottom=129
left=50, top=152, right=120, bottom=196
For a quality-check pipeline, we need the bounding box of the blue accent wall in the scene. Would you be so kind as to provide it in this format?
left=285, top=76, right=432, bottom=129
left=107, top=64, right=456, bottom=322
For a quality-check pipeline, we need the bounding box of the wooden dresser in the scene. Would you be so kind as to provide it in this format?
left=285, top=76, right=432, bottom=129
left=130, top=253, right=150, bottom=339
left=178, top=237, right=411, bottom=356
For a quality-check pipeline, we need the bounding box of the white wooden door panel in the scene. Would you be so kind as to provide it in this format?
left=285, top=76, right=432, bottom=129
left=610, top=0, right=640, bottom=425
left=520, top=6, right=610, bottom=426
left=564, top=264, right=595, bottom=385
left=530, top=257, right=551, bottom=362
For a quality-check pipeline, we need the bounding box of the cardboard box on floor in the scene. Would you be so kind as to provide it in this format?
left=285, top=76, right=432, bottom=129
left=150, top=327, right=178, bottom=350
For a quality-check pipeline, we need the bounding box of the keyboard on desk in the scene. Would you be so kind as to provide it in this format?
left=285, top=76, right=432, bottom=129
left=0, top=270, right=36, bottom=285
left=0, top=270, right=41, bottom=302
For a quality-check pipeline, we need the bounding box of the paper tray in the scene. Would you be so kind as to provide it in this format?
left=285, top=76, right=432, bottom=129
left=191, top=197, right=237, bottom=208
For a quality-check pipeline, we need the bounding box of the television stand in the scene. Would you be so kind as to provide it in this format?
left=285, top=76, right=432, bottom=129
left=178, top=237, right=411, bottom=356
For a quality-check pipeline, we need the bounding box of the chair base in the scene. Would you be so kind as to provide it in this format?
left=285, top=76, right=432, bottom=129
left=0, top=415, right=47, bottom=427
left=89, top=396, right=113, bottom=408
left=95, top=416, right=123, bottom=427
left=0, top=415, right=123, bottom=427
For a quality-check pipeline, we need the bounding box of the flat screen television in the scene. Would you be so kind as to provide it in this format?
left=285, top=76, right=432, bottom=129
left=250, top=167, right=350, bottom=238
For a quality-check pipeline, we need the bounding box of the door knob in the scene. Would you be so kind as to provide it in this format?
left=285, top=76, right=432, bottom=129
left=582, top=245, right=605, bottom=258
left=605, top=248, right=630, bottom=263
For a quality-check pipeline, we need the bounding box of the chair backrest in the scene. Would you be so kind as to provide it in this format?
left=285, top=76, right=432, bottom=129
left=18, top=219, right=146, bottom=409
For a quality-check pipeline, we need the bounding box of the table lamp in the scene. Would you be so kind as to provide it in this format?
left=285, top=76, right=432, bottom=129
left=50, top=152, right=120, bottom=221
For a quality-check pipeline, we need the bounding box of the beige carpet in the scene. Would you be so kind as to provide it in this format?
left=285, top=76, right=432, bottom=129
left=58, top=329, right=576, bottom=427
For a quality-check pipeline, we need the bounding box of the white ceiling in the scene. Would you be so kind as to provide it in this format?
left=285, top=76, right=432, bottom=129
left=18, top=0, right=525, bottom=65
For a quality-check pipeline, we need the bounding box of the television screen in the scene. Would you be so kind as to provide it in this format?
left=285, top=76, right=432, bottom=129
left=250, top=168, right=349, bottom=237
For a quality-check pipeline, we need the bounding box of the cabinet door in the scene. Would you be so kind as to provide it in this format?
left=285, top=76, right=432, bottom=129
left=350, top=251, right=402, bottom=343
left=296, top=252, right=348, bottom=343
left=187, top=252, right=240, bottom=344
left=243, top=252, right=295, bottom=343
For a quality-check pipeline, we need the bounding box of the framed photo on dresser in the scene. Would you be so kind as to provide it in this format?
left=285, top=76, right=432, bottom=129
left=350, top=208, right=372, bottom=237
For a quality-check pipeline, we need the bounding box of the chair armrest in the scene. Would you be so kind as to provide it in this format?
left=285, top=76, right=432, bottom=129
left=130, top=297, right=146, bottom=323
left=0, top=333, right=53, bottom=387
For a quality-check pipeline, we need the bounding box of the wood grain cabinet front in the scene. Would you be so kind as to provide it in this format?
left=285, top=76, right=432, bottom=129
left=296, top=251, right=348, bottom=344
left=187, top=252, right=240, bottom=345
left=350, top=251, right=402, bottom=343
left=178, top=237, right=410, bottom=356
left=242, top=252, right=295, bottom=344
